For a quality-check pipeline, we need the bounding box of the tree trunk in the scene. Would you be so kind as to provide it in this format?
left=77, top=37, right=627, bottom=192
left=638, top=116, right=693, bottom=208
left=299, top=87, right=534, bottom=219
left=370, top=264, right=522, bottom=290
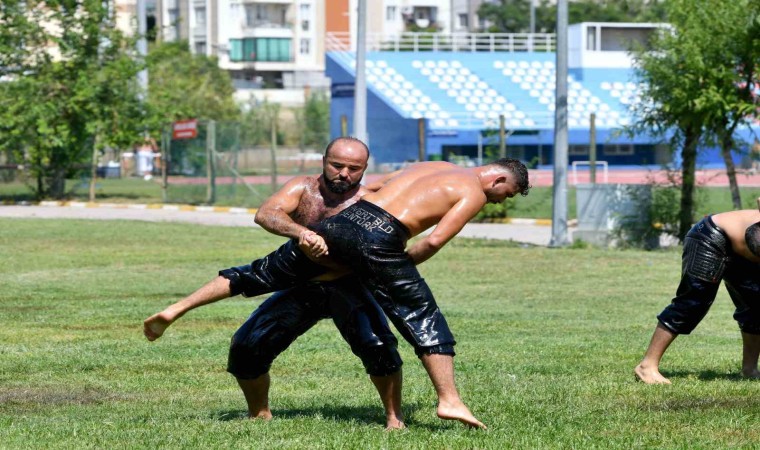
left=678, top=127, right=699, bottom=242
left=89, top=134, right=100, bottom=202
left=49, top=167, right=66, bottom=199
left=720, top=132, right=741, bottom=209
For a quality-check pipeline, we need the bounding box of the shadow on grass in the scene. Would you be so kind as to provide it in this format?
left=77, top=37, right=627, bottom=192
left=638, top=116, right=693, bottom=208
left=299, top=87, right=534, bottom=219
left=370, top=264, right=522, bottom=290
left=211, top=402, right=467, bottom=430
left=663, top=369, right=752, bottom=382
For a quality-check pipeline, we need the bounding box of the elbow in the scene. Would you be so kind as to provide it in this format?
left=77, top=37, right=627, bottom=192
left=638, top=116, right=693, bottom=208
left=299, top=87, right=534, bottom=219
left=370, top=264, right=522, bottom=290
left=425, top=236, right=446, bottom=252
left=253, top=209, right=268, bottom=227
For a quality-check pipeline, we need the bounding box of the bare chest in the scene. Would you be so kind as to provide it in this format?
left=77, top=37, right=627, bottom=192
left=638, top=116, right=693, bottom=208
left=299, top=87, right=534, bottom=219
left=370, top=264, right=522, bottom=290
left=290, top=184, right=358, bottom=229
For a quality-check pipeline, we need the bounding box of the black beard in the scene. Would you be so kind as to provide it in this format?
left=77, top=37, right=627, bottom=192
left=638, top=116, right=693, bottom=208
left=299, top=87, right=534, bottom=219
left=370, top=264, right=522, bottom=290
left=325, top=178, right=359, bottom=194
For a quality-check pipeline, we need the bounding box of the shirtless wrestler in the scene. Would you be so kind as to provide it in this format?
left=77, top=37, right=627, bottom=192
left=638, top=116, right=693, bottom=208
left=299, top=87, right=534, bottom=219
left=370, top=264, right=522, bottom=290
left=635, top=207, right=760, bottom=384
left=218, top=157, right=532, bottom=429
left=144, top=137, right=405, bottom=429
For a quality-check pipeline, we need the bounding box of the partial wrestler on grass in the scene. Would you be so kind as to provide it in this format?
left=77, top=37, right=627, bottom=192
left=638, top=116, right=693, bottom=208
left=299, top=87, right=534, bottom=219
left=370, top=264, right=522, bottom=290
left=144, top=137, right=406, bottom=429
left=215, top=156, right=531, bottom=429
left=634, top=203, right=760, bottom=384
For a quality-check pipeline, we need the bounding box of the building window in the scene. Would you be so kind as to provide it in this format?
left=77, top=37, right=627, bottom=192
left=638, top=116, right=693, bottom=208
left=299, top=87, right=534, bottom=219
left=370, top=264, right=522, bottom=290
left=300, top=3, right=310, bottom=31
left=195, top=7, right=206, bottom=27
left=300, top=38, right=310, bottom=55
left=229, top=38, right=292, bottom=62
left=167, top=8, right=179, bottom=40
left=569, top=145, right=590, bottom=156
left=458, top=13, right=468, bottom=29
left=195, top=41, right=207, bottom=55
left=603, top=144, right=634, bottom=156
left=586, top=25, right=597, bottom=51
left=386, top=6, right=397, bottom=21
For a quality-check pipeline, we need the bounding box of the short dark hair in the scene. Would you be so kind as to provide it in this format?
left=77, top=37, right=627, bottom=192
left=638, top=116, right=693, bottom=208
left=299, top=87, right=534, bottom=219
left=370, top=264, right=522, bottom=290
left=324, top=136, right=370, bottom=158
left=745, top=222, right=760, bottom=257
left=488, top=158, right=531, bottom=196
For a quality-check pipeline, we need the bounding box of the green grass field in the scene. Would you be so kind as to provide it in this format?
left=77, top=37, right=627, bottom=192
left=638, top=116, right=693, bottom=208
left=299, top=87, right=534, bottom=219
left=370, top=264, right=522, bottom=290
left=1, top=218, right=758, bottom=449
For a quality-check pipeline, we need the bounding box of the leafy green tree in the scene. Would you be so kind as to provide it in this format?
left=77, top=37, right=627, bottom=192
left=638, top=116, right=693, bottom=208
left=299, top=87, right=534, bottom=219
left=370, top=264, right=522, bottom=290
left=480, top=0, right=668, bottom=33
left=628, top=0, right=759, bottom=241
left=144, top=41, right=240, bottom=138
left=695, top=2, right=760, bottom=209
left=0, top=0, right=144, bottom=200
left=297, top=90, right=330, bottom=151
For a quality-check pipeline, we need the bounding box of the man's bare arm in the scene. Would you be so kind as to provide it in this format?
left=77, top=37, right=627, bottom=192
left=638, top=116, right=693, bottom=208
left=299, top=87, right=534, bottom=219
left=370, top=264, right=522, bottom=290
left=254, top=177, right=311, bottom=239
left=406, top=195, right=485, bottom=265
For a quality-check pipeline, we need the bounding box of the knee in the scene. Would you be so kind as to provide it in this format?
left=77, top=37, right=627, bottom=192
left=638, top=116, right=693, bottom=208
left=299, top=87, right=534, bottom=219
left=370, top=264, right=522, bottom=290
left=226, top=335, right=275, bottom=380
left=414, top=343, right=456, bottom=358
left=358, top=345, right=403, bottom=377
left=738, top=322, right=760, bottom=335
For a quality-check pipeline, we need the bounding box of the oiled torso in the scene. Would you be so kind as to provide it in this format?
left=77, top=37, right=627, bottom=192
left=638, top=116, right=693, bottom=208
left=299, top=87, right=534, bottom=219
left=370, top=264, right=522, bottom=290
left=291, top=176, right=365, bottom=229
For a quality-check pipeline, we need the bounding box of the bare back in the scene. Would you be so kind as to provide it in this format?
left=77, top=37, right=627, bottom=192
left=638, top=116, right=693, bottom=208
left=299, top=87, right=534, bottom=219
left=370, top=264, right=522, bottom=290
left=712, top=210, right=760, bottom=262
left=362, top=161, right=486, bottom=236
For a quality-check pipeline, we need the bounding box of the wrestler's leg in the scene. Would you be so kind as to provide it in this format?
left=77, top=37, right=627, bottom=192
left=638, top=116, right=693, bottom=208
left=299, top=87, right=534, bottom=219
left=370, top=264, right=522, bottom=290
left=634, top=322, right=677, bottom=384
left=366, top=273, right=484, bottom=428
left=419, top=353, right=485, bottom=429
left=228, top=286, right=326, bottom=419
left=327, top=277, right=405, bottom=429
left=723, top=261, right=760, bottom=379
left=740, top=332, right=760, bottom=379
left=635, top=236, right=723, bottom=384
left=221, top=239, right=329, bottom=298
left=369, top=372, right=404, bottom=430
left=237, top=374, right=272, bottom=420
left=144, top=275, right=232, bottom=341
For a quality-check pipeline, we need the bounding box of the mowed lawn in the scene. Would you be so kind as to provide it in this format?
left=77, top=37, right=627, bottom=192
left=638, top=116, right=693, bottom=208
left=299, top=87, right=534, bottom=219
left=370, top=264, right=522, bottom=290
left=0, top=218, right=758, bottom=449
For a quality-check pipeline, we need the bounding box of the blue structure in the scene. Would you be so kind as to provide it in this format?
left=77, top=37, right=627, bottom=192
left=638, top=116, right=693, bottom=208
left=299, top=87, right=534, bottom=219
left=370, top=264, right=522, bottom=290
left=326, top=50, right=758, bottom=169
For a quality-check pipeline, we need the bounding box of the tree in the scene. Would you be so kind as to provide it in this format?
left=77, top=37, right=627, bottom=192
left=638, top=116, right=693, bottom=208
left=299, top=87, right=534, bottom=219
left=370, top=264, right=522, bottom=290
left=144, top=41, right=240, bottom=138
left=479, top=0, right=668, bottom=33
left=0, top=0, right=144, bottom=200
left=297, top=90, right=330, bottom=151
left=697, top=3, right=760, bottom=209
left=629, top=0, right=760, bottom=241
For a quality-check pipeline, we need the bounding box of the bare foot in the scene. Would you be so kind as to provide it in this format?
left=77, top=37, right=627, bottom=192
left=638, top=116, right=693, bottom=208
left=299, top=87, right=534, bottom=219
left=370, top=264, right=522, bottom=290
left=385, top=418, right=406, bottom=430
left=143, top=312, right=173, bottom=341
left=249, top=410, right=273, bottom=420
left=437, top=399, right=486, bottom=429
left=634, top=364, right=672, bottom=384
left=741, top=368, right=760, bottom=379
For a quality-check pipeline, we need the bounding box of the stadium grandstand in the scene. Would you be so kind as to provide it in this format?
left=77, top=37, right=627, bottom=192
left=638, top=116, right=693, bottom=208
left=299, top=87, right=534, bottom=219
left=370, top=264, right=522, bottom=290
left=326, top=23, right=760, bottom=170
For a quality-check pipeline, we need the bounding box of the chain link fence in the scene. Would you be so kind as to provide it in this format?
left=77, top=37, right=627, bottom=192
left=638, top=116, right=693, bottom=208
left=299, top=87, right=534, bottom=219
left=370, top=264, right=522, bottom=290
left=160, top=120, right=325, bottom=207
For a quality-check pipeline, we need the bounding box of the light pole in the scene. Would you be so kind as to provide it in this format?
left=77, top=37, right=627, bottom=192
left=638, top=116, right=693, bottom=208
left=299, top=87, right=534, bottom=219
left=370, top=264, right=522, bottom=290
left=353, top=0, right=368, bottom=144
left=550, top=0, right=570, bottom=247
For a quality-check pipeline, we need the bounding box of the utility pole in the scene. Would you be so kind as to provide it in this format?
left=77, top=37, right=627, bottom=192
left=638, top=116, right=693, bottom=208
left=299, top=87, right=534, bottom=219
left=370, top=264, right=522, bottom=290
left=136, top=0, right=148, bottom=104
left=353, top=0, right=367, bottom=144
left=550, top=0, right=570, bottom=247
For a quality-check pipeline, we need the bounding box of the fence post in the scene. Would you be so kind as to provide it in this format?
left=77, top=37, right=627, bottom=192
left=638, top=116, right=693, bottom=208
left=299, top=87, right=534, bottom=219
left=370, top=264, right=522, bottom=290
left=161, top=126, right=169, bottom=203
left=206, top=120, right=216, bottom=205
left=499, top=115, right=506, bottom=159
left=270, top=114, right=278, bottom=194
left=418, top=118, right=426, bottom=161
left=589, top=112, right=597, bottom=184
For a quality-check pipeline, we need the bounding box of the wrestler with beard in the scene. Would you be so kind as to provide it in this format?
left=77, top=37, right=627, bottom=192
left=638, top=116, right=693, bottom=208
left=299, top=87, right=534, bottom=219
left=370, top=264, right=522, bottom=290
left=143, top=138, right=406, bottom=429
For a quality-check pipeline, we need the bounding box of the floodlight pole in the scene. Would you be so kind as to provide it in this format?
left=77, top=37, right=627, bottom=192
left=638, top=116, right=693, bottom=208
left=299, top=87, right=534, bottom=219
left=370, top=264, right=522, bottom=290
left=136, top=0, right=148, bottom=103
left=550, top=0, right=570, bottom=247
left=353, top=0, right=368, bottom=144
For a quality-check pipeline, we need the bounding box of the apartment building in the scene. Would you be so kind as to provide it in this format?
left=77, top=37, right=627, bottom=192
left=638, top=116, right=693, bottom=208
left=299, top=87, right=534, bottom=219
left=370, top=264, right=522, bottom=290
left=144, top=0, right=490, bottom=102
